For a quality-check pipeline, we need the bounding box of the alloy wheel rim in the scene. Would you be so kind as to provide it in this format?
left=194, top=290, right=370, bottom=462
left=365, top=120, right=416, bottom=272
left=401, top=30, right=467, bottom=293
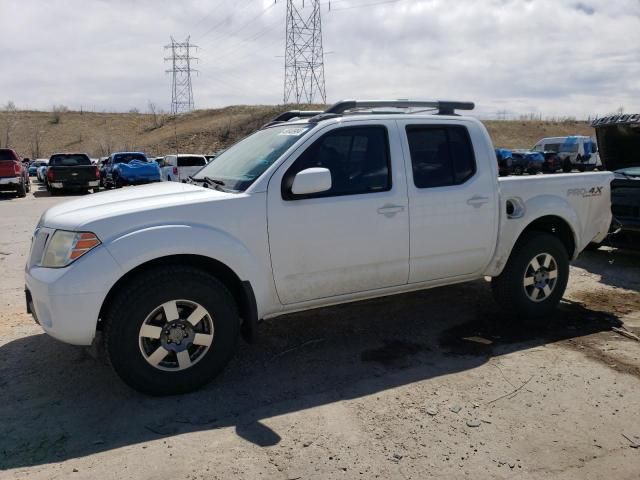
left=523, top=252, right=558, bottom=303
left=138, top=299, right=214, bottom=371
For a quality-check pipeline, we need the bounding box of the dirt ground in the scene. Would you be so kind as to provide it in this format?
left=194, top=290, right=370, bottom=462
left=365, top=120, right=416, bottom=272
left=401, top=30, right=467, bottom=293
left=1, top=182, right=639, bottom=479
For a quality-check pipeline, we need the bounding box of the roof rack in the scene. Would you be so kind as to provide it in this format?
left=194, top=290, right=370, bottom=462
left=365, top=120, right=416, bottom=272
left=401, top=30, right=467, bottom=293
left=324, top=99, right=475, bottom=116
left=263, top=110, right=325, bottom=128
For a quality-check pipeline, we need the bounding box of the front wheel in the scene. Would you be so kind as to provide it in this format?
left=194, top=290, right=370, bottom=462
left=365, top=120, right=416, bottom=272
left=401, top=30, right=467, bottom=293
left=491, top=232, right=569, bottom=319
left=104, top=266, right=240, bottom=395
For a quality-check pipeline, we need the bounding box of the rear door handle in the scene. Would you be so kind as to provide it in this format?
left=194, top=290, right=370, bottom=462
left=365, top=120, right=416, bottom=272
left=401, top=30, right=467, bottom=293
left=377, top=204, right=405, bottom=217
left=466, top=196, right=489, bottom=207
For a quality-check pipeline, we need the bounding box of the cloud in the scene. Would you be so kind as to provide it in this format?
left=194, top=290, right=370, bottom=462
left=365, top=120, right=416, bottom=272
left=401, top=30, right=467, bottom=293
left=574, top=2, right=595, bottom=15
left=1, top=0, right=638, bottom=118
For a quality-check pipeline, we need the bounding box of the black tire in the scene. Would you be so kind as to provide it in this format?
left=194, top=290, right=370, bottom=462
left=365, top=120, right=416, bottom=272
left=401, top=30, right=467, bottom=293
left=562, top=160, right=572, bottom=173
left=104, top=266, right=240, bottom=395
left=114, top=176, right=122, bottom=188
left=93, top=187, right=100, bottom=193
left=25, top=180, right=31, bottom=193
left=513, top=166, right=523, bottom=176
left=16, top=182, right=26, bottom=198
left=491, top=232, right=569, bottom=319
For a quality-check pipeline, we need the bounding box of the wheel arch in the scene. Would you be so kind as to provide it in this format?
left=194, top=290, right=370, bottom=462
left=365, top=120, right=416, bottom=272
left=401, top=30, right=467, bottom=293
left=98, top=254, right=258, bottom=342
left=516, top=215, right=576, bottom=259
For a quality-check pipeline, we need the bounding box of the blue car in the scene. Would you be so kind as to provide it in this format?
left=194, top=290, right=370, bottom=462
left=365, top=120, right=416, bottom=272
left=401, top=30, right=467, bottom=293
left=510, top=150, right=544, bottom=175
left=102, top=152, right=161, bottom=188
left=28, top=160, right=48, bottom=177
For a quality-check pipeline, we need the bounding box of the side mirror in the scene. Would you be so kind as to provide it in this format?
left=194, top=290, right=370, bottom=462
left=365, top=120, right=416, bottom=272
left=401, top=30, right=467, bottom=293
left=291, top=167, right=332, bottom=196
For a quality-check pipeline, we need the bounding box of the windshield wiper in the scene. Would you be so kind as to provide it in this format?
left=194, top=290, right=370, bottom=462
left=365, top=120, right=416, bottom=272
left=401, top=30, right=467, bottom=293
left=189, top=175, right=230, bottom=191
left=204, top=176, right=225, bottom=186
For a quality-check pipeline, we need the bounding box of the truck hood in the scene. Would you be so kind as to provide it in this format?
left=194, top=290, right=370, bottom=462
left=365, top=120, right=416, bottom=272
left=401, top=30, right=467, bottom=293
left=592, top=117, right=640, bottom=171
left=40, top=181, right=233, bottom=231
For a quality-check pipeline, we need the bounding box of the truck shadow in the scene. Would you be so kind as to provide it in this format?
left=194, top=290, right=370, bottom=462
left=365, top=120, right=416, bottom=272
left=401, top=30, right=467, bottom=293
left=574, top=248, right=640, bottom=292
left=0, top=281, right=622, bottom=470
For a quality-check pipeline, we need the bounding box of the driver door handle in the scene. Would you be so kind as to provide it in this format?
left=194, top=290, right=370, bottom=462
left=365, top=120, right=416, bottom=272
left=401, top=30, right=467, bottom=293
left=466, top=195, right=489, bottom=207
left=377, top=204, right=405, bottom=217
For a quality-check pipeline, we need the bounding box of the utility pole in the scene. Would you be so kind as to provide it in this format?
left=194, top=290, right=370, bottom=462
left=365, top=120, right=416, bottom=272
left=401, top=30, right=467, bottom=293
left=283, top=0, right=326, bottom=104
left=164, top=36, right=198, bottom=114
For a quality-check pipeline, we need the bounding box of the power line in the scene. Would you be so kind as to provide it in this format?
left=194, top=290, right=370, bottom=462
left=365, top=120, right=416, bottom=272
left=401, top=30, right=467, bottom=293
left=164, top=36, right=198, bottom=114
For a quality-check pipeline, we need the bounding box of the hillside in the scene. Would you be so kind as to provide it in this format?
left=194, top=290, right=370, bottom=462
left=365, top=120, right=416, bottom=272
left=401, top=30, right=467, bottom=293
left=0, top=106, right=595, bottom=159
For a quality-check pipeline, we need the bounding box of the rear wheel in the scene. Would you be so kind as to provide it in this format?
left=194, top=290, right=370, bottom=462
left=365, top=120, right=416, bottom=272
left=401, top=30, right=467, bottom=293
left=513, top=166, right=523, bottom=175
left=16, top=182, right=26, bottom=198
left=492, top=232, right=569, bottom=319
left=104, top=266, right=240, bottom=395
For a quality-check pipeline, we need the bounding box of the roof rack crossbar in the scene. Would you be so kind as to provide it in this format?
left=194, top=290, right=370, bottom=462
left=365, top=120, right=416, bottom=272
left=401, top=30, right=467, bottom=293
left=272, top=110, right=324, bottom=122
left=324, top=99, right=475, bottom=116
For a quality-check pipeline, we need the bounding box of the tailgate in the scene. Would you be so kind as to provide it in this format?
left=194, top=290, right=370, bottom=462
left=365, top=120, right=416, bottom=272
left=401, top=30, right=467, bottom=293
left=50, top=166, right=96, bottom=182
left=0, top=161, right=17, bottom=177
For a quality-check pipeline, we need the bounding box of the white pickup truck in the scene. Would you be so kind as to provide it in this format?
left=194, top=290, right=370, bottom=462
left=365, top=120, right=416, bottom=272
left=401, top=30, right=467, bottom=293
left=25, top=100, right=614, bottom=395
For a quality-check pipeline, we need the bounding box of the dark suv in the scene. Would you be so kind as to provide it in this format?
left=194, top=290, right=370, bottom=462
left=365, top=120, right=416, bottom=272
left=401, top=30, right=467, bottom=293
left=592, top=114, right=640, bottom=249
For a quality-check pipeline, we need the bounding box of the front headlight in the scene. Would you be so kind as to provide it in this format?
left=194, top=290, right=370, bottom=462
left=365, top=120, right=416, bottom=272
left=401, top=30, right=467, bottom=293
left=41, top=230, right=101, bottom=268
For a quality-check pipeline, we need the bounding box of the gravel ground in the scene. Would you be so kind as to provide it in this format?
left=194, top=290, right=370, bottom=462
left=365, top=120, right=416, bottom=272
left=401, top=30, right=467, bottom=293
left=1, top=183, right=639, bottom=479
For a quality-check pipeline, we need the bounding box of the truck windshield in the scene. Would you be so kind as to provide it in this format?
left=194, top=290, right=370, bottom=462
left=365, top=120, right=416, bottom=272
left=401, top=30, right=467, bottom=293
left=49, top=154, right=91, bottom=166
left=192, top=124, right=313, bottom=191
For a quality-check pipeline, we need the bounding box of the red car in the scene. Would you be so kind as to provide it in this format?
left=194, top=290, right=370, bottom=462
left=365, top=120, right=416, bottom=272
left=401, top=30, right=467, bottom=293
left=0, top=148, right=31, bottom=197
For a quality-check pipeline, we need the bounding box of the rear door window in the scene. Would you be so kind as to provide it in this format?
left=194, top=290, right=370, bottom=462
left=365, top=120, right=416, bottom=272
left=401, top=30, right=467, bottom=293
left=177, top=156, right=207, bottom=167
left=405, top=125, right=476, bottom=188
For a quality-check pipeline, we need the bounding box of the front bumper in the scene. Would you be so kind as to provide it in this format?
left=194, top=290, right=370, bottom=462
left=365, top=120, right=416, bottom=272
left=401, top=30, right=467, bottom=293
left=25, top=245, right=122, bottom=345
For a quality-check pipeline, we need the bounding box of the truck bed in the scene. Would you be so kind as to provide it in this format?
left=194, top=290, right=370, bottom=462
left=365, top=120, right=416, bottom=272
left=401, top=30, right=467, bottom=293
left=486, top=171, right=614, bottom=274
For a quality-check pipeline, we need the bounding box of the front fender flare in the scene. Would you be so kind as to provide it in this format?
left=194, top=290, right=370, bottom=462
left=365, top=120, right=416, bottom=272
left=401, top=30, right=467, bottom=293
left=105, top=224, right=261, bottom=286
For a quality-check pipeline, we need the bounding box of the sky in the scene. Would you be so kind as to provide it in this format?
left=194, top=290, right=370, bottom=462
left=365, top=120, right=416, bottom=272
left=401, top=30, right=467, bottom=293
left=1, top=0, right=639, bottom=119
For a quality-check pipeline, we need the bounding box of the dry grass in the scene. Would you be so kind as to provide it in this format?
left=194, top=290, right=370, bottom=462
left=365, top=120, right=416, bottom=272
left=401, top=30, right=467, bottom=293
left=0, top=106, right=594, bottom=159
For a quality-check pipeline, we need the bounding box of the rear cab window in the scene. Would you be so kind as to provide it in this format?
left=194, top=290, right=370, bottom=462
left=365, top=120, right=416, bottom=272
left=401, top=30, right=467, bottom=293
left=177, top=156, right=207, bottom=167
left=0, top=150, right=18, bottom=161
left=405, top=125, right=476, bottom=188
left=113, top=153, right=147, bottom=164
left=49, top=154, right=91, bottom=166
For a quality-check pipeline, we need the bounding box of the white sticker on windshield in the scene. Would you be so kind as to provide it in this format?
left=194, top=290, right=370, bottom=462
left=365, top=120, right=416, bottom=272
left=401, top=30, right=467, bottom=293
left=278, top=128, right=307, bottom=136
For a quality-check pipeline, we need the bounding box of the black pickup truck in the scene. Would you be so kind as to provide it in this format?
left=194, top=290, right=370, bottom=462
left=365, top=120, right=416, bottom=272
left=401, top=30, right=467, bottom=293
left=592, top=114, right=640, bottom=249
left=47, top=153, right=100, bottom=195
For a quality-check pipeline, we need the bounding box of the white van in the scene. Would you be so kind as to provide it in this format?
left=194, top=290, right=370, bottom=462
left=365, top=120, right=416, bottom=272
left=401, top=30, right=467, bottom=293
left=532, top=136, right=601, bottom=172
left=161, top=154, right=208, bottom=182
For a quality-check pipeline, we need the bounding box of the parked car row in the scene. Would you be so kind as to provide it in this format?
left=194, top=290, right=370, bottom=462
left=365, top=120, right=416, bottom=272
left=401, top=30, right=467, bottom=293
left=15, top=151, right=218, bottom=196
left=496, top=135, right=602, bottom=176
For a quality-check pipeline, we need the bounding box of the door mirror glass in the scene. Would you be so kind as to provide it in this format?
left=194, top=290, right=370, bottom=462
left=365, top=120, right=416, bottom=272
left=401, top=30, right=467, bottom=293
left=291, top=167, right=332, bottom=196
